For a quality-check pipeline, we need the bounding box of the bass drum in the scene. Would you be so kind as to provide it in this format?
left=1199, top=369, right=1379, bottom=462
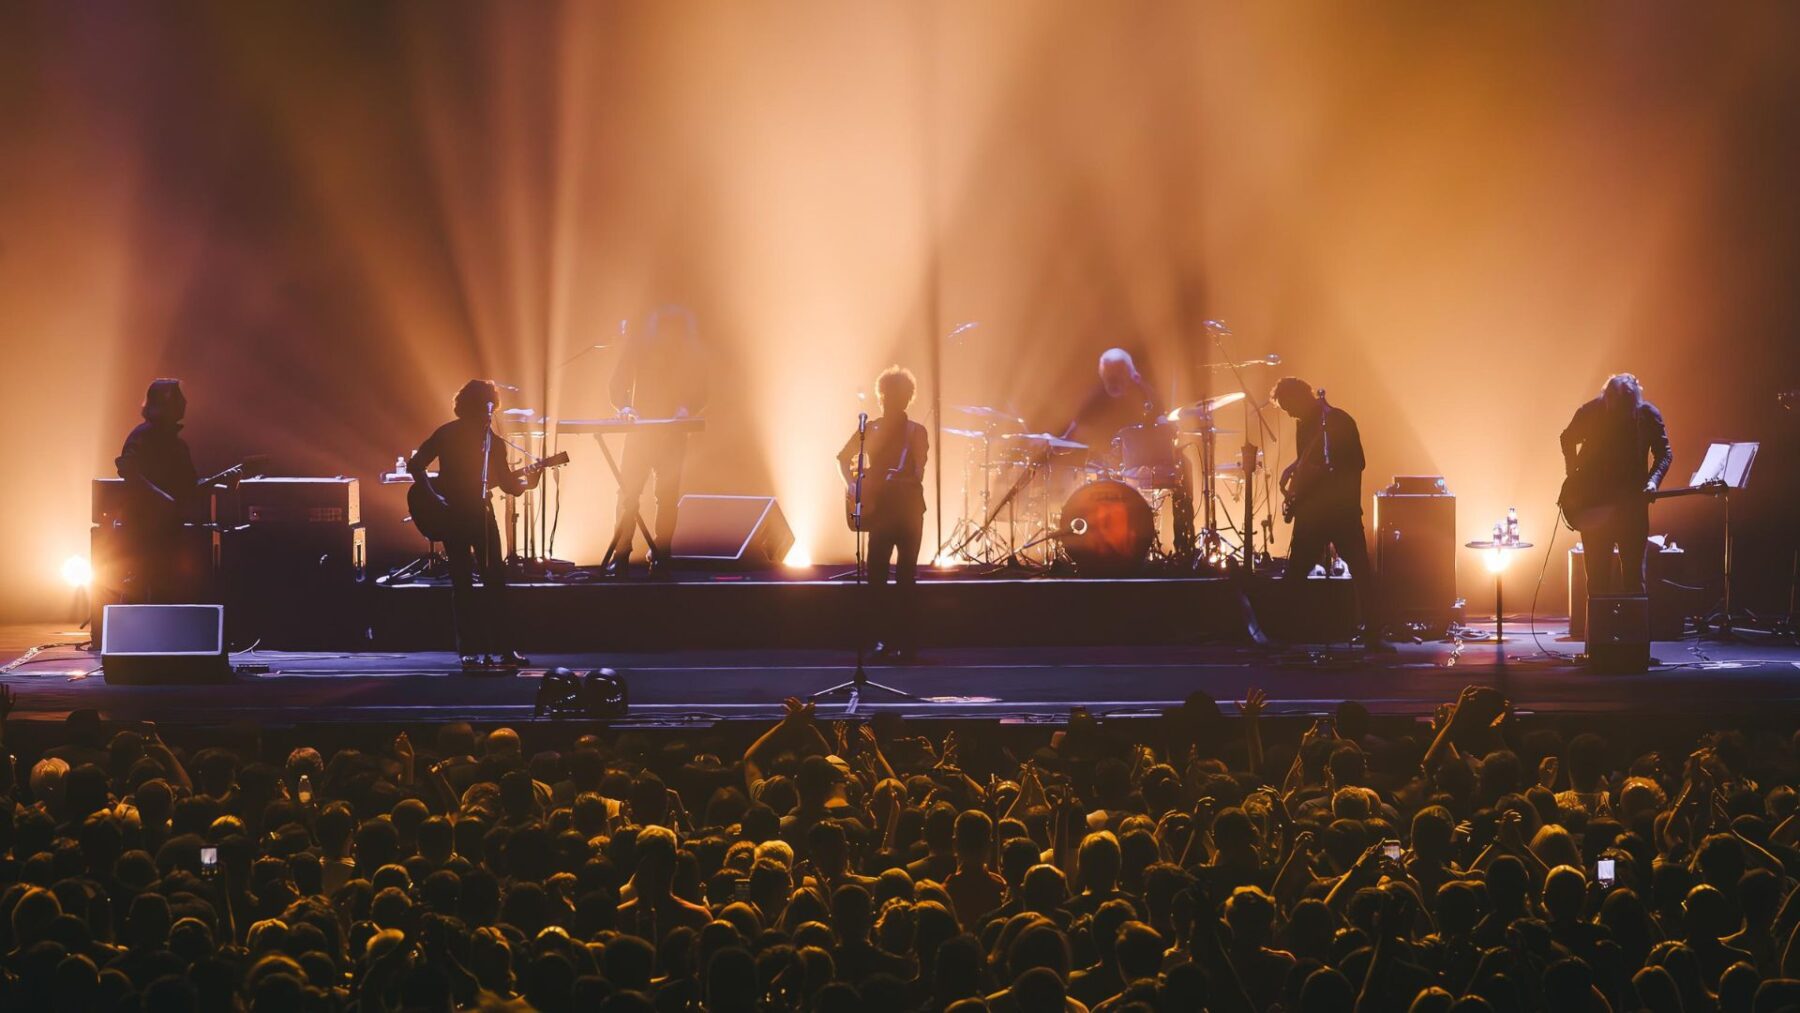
left=1057, top=480, right=1155, bottom=577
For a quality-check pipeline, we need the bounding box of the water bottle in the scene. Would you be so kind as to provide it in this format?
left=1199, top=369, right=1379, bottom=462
left=394, top=455, right=408, bottom=478
left=298, top=774, right=313, bottom=804
left=1492, top=522, right=1503, bottom=546
left=1506, top=507, right=1519, bottom=544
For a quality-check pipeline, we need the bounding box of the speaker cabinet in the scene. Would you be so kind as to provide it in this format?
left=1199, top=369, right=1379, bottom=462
left=1587, top=594, right=1650, bottom=674
left=101, top=604, right=232, bottom=684
left=670, top=495, right=795, bottom=566
left=1373, top=487, right=1456, bottom=626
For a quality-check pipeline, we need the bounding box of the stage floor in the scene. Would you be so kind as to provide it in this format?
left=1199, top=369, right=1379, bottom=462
left=3, top=622, right=1797, bottom=727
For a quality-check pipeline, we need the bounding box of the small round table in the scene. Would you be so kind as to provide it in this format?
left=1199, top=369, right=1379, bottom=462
left=1465, top=540, right=1534, bottom=649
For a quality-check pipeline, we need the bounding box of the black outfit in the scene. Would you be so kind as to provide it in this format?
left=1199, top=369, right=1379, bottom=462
left=839, top=413, right=929, bottom=651
left=410, top=418, right=525, bottom=656
left=1067, top=377, right=1162, bottom=457
left=115, top=420, right=202, bottom=603
left=1282, top=402, right=1375, bottom=621
left=607, top=333, right=708, bottom=564
left=1559, top=397, right=1673, bottom=594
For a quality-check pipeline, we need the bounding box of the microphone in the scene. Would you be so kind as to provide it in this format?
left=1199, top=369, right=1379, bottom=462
left=493, top=382, right=522, bottom=392
left=858, top=412, right=868, bottom=434
left=1203, top=319, right=1233, bottom=334
left=1265, top=353, right=1282, bottom=366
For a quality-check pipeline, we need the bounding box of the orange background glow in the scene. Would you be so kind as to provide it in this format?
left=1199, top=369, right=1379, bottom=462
left=2, top=3, right=1797, bottom=620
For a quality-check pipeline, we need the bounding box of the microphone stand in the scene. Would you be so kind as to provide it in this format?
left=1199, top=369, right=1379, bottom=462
left=1207, top=331, right=1282, bottom=571
left=812, top=412, right=913, bottom=713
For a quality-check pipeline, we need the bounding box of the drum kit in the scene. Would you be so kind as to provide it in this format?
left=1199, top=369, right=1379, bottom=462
left=937, top=392, right=1254, bottom=576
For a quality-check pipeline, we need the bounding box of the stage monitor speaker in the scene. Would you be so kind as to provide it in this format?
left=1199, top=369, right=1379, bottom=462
left=100, top=604, right=232, bottom=685
left=670, top=495, right=795, bottom=566
left=1586, top=594, right=1650, bottom=674
left=1568, top=544, right=1689, bottom=640
left=1373, top=483, right=1456, bottom=625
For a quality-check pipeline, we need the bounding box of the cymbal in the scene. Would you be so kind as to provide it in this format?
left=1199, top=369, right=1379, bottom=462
left=1177, top=428, right=1242, bottom=437
left=953, top=405, right=1025, bottom=425
left=1169, top=391, right=1248, bottom=421
left=1002, top=432, right=1088, bottom=451
left=944, top=427, right=989, bottom=440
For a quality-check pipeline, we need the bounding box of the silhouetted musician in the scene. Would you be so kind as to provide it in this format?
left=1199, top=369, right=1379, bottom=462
left=604, top=305, right=708, bottom=578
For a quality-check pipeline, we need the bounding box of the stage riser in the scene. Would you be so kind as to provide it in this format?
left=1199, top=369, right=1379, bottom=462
left=358, top=578, right=1356, bottom=652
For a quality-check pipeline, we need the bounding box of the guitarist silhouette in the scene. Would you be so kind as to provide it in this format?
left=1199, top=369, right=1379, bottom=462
left=1558, top=373, right=1673, bottom=595
left=115, top=379, right=263, bottom=603
left=408, top=379, right=541, bottom=668
left=1272, top=376, right=1389, bottom=650
left=837, top=366, right=929, bottom=660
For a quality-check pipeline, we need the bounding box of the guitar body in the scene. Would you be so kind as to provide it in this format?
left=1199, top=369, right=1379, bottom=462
left=407, top=482, right=461, bottom=543
left=1559, top=473, right=1726, bottom=529
left=407, top=451, right=570, bottom=544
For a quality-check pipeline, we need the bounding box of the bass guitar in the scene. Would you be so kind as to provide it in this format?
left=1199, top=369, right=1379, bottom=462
left=408, top=451, right=569, bottom=542
left=1280, top=389, right=1329, bottom=523
left=1557, top=474, right=1726, bottom=530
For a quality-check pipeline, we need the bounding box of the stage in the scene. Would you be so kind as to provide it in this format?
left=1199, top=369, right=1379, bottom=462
left=5, top=619, right=1797, bottom=730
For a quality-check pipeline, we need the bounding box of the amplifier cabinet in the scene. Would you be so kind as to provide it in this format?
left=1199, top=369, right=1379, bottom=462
left=1373, top=490, right=1456, bottom=624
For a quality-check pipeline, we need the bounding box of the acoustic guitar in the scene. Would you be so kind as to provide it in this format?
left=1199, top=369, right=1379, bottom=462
left=408, top=451, right=569, bottom=542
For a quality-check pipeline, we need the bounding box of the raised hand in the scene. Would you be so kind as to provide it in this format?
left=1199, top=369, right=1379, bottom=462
left=394, top=732, right=414, bottom=763
left=1538, top=755, right=1560, bottom=789
left=1240, top=687, right=1267, bottom=722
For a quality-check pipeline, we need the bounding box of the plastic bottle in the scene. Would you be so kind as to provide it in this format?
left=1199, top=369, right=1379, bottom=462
left=1506, top=507, right=1519, bottom=544
left=298, top=774, right=313, bottom=805
left=394, top=456, right=408, bottom=478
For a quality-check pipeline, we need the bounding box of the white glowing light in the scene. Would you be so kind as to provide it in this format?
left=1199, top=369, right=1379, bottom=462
left=61, top=555, right=92, bottom=588
left=933, top=554, right=962, bottom=569
left=783, top=545, right=812, bottom=568
left=1483, top=548, right=1509, bottom=575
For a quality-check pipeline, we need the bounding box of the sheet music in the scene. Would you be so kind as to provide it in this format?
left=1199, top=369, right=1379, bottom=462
left=1690, top=441, right=1758, bottom=489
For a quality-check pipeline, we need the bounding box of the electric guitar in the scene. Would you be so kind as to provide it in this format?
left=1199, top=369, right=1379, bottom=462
left=137, top=455, right=270, bottom=525
left=1557, top=473, right=1727, bottom=530
left=1280, top=390, right=1330, bottom=523
left=408, top=451, right=569, bottom=542
left=844, top=444, right=912, bottom=532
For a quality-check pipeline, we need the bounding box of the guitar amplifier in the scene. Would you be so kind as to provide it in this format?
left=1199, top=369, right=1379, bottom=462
left=1373, top=481, right=1456, bottom=627
left=228, top=477, right=360, bottom=526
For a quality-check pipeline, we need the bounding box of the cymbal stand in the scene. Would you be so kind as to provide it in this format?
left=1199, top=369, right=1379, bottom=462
left=948, top=449, right=1046, bottom=563
left=1205, top=325, right=1282, bottom=570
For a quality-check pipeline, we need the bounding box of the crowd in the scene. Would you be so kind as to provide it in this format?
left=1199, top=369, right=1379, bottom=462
left=3, top=680, right=1800, bottom=1012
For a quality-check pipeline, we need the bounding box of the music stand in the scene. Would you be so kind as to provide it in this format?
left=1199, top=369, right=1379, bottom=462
left=1692, top=441, right=1761, bottom=639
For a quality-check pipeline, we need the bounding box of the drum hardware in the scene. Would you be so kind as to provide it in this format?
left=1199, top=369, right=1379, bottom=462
left=1200, top=320, right=1284, bottom=570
